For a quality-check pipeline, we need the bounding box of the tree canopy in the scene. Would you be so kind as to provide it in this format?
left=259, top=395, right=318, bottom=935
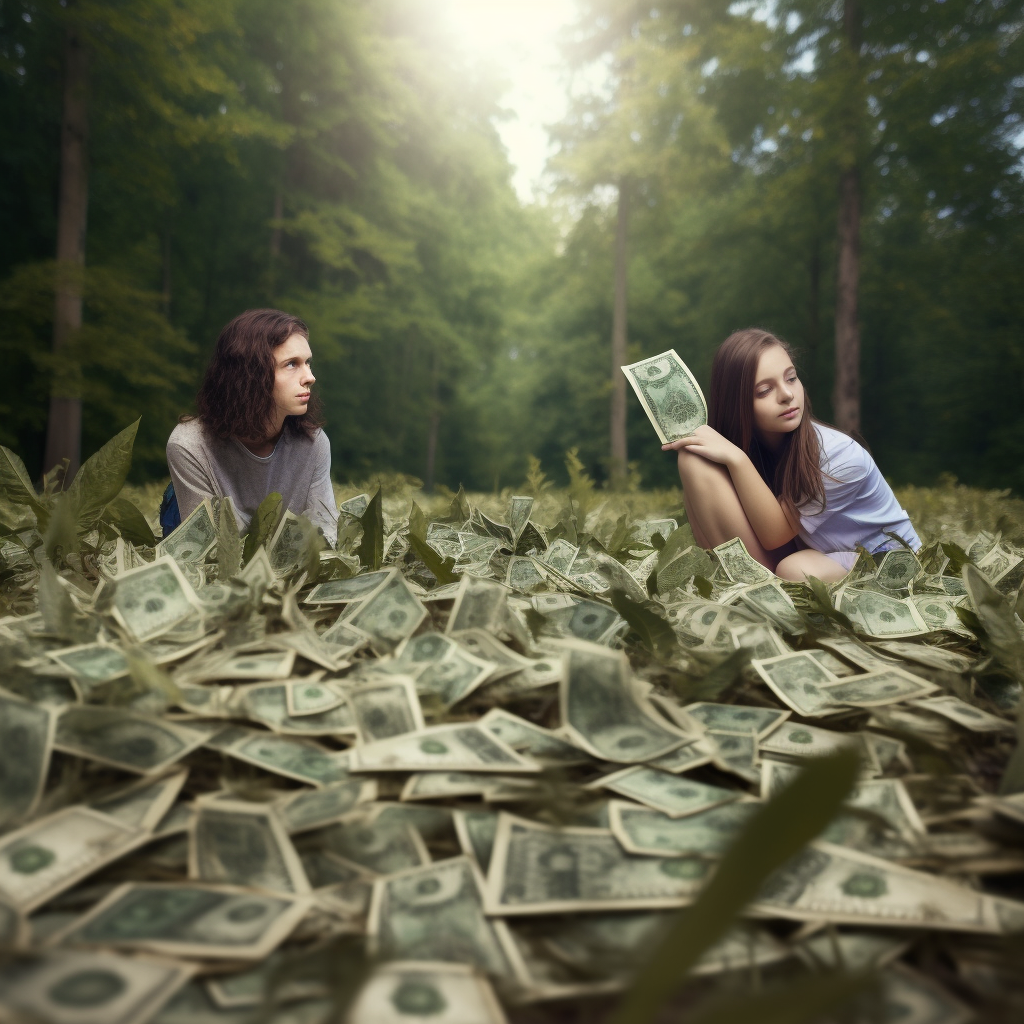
left=1, top=0, right=1022, bottom=494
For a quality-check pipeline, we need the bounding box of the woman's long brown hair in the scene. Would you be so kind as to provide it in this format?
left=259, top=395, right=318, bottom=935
left=709, top=328, right=827, bottom=516
left=193, top=308, right=323, bottom=443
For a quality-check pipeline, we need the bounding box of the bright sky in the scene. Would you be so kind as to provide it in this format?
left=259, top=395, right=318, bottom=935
left=440, top=0, right=580, bottom=202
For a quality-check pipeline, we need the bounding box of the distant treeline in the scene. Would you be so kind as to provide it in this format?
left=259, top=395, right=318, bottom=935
left=2, top=0, right=1023, bottom=494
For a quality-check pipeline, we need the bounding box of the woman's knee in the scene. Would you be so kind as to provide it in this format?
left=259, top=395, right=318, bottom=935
left=677, top=449, right=726, bottom=486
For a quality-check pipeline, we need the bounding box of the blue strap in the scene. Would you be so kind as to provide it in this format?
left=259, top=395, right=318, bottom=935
left=159, top=481, right=181, bottom=537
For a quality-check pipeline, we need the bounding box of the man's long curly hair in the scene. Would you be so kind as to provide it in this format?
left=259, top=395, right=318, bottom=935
left=194, top=309, right=323, bottom=443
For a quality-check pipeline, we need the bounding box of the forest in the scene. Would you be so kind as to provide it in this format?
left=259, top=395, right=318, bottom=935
left=1, top=0, right=1023, bottom=496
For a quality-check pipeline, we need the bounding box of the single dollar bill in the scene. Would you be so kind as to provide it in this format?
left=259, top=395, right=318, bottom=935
left=206, top=726, right=351, bottom=787
left=911, top=694, right=1015, bottom=732
left=304, top=570, right=393, bottom=605
left=591, top=767, right=742, bottom=819
left=157, top=497, right=217, bottom=566
left=714, top=537, right=773, bottom=585
left=560, top=640, right=688, bottom=763
left=351, top=723, right=539, bottom=773
left=274, top=778, right=377, bottom=834
left=621, top=350, right=708, bottom=443
left=348, top=677, right=425, bottom=742
left=485, top=813, right=711, bottom=914
left=189, top=800, right=310, bottom=894
left=479, top=708, right=590, bottom=766
left=0, top=690, right=54, bottom=827
left=875, top=549, right=924, bottom=590
left=0, top=949, right=196, bottom=1024
left=47, top=642, right=130, bottom=685
left=752, top=841, right=1024, bottom=933
left=344, top=570, right=428, bottom=653
left=446, top=574, right=511, bottom=634
left=110, top=555, right=205, bottom=642
left=609, top=799, right=760, bottom=857
left=54, top=707, right=211, bottom=774
left=0, top=805, right=151, bottom=912
left=735, top=580, right=807, bottom=634
left=51, top=881, right=310, bottom=959
left=751, top=652, right=842, bottom=717
left=837, top=586, right=929, bottom=638
left=234, top=681, right=357, bottom=737
left=368, top=856, right=520, bottom=981
left=684, top=701, right=789, bottom=738
left=347, top=961, right=507, bottom=1024
left=453, top=810, right=499, bottom=875
left=317, top=804, right=429, bottom=875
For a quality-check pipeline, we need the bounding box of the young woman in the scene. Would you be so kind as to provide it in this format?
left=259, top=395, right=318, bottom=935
left=164, top=308, right=339, bottom=544
left=663, top=328, right=919, bottom=582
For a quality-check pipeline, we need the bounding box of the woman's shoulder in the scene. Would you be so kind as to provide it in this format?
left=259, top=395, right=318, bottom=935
left=812, top=422, right=873, bottom=478
left=167, top=417, right=206, bottom=450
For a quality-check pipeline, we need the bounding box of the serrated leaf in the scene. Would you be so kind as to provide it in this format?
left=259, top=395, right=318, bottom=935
left=243, top=492, right=283, bottom=565
left=609, top=750, right=860, bottom=1024
left=67, top=419, right=139, bottom=530
left=103, top=496, right=156, bottom=547
left=407, top=532, right=459, bottom=586
left=357, top=487, right=384, bottom=570
left=218, top=497, right=243, bottom=579
left=610, top=589, right=679, bottom=661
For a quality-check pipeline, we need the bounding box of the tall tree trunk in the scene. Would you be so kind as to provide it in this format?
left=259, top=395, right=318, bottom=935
left=270, top=189, right=283, bottom=259
left=609, top=178, right=629, bottom=488
left=832, top=0, right=862, bottom=433
left=807, top=234, right=820, bottom=388
left=161, top=227, right=172, bottom=319
left=43, top=25, right=89, bottom=484
left=425, top=347, right=440, bottom=493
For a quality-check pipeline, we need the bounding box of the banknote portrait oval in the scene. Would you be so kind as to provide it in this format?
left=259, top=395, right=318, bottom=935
left=840, top=872, right=888, bottom=898
left=10, top=844, right=56, bottom=874
left=788, top=730, right=814, bottom=745
left=391, top=868, right=463, bottom=907
left=193, top=895, right=281, bottom=942
left=659, top=858, right=708, bottom=880
left=391, top=979, right=447, bottom=1016
left=48, top=969, right=127, bottom=1007
left=420, top=739, right=449, bottom=755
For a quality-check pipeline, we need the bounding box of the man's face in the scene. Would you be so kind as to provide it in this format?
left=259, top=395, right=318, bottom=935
left=272, top=333, right=314, bottom=422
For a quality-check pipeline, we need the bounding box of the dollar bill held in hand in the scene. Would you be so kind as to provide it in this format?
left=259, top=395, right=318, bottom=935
left=621, top=350, right=708, bottom=444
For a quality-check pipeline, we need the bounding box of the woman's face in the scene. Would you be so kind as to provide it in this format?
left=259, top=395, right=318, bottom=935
left=272, top=332, right=315, bottom=424
left=752, top=344, right=803, bottom=443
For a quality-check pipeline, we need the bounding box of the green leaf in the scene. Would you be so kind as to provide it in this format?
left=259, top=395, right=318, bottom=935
left=43, top=491, right=81, bottom=564
left=694, top=575, right=714, bottom=599
left=803, top=575, right=855, bottom=631
left=37, top=559, right=78, bottom=637
left=674, top=647, right=751, bottom=703
left=963, top=563, right=1024, bottom=681
left=0, top=445, right=45, bottom=517
left=243, top=492, right=283, bottom=565
left=610, top=589, right=679, bottom=661
left=407, top=532, right=459, bottom=586
left=941, top=541, right=971, bottom=575
left=67, top=419, right=139, bottom=531
left=357, top=487, right=384, bottom=570
left=218, top=497, right=243, bottom=580
left=408, top=501, right=428, bottom=542
left=684, top=969, right=875, bottom=1024
left=609, top=750, right=861, bottom=1024
left=103, top=496, right=156, bottom=547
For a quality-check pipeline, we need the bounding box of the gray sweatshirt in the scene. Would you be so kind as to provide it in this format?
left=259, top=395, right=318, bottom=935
left=166, top=418, right=339, bottom=545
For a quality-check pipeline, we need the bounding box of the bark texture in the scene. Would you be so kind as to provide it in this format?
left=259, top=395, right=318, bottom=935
left=609, top=179, right=629, bottom=488
left=43, top=25, right=89, bottom=483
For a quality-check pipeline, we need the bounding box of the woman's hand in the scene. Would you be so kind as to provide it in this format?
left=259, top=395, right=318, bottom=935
left=662, top=425, right=743, bottom=468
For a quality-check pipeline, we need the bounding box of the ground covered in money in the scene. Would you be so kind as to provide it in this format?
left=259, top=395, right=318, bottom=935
left=2, top=429, right=1024, bottom=1024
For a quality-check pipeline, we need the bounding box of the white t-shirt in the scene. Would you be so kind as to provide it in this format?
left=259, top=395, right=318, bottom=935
left=797, top=423, right=920, bottom=555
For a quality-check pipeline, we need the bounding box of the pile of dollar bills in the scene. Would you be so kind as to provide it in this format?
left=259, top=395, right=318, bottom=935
left=1, top=428, right=1024, bottom=1023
